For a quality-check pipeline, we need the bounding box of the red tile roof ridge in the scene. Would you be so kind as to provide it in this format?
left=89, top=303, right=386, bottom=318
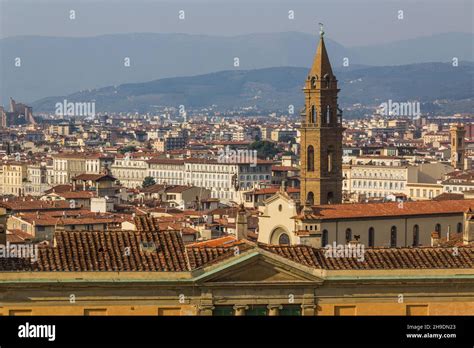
left=295, top=199, right=474, bottom=220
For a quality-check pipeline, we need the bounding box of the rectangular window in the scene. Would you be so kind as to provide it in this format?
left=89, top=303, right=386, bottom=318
left=280, top=305, right=301, bottom=316
left=334, top=306, right=356, bottom=316
left=213, top=306, right=234, bottom=316
left=245, top=305, right=267, bottom=316
left=157, top=307, right=181, bottom=316
left=84, top=309, right=107, bottom=316
left=9, top=309, right=32, bottom=316
left=406, top=305, right=428, bottom=316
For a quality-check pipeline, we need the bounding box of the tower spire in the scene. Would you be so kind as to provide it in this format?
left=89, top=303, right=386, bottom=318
left=309, top=27, right=333, bottom=79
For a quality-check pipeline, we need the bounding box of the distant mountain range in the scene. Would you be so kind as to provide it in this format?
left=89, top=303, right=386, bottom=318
left=31, top=62, right=474, bottom=117
left=1, top=32, right=473, bottom=105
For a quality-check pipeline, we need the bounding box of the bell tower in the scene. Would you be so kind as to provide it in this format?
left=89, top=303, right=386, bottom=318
left=300, top=25, right=343, bottom=205
left=450, top=124, right=466, bottom=170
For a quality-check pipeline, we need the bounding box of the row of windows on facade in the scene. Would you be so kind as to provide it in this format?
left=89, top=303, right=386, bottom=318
left=350, top=172, right=406, bottom=179
left=410, top=189, right=441, bottom=198
left=317, top=223, right=463, bottom=248
left=351, top=181, right=405, bottom=190
left=211, top=191, right=236, bottom=199
left=354, top=191, right=397, bottom=198
left=446, top=185, right=474, bottom=192
left=117, top=164, right=270, bottom=173
left=148, top=172, right=271, bottom=181
left=7, top=305, right=303, bottom=316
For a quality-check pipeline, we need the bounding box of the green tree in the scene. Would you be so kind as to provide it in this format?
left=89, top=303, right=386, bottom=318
left=249, top=140, right=279, bottom=159
left=119, top=145, right=137, bottom=154
left=142, top=176, right=156, bottom=188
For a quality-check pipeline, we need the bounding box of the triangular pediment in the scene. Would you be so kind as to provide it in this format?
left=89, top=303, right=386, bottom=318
left=196, top=252, right=322, bottom=284
left=263, top=191, right=294, bottom=206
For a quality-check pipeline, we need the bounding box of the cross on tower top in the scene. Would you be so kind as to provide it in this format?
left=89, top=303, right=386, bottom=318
left=318, top=22, right=325, bottom=38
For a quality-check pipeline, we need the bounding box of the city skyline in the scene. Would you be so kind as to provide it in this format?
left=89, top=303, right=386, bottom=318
left=0, top=0, right=473, bottom=344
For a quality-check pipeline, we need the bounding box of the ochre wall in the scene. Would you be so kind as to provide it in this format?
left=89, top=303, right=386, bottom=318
left=2, top=300, right=474, bottom=316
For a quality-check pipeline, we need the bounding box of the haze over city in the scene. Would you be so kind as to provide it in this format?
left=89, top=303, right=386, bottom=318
left=0, top=0, right=473, bottom=345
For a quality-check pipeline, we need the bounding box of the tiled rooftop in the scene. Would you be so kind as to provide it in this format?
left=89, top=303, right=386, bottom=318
left=296, top=199, right=474, bottom=220
left=0, top=199, right=75, bottom=212
left=1, top=216, right=473, bottom=272
left=34, top=230, right=190, bottom=272
left=260, top=244, right=474, bottom=270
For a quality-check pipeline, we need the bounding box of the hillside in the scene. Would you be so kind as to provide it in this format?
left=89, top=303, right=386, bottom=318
left=31, top=62, right=474, bottom=117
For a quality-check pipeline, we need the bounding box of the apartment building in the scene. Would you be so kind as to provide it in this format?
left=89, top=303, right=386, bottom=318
left=145, top=158, right=272, bottom=202
left=7, top=211, right=122, bottom=241
left=111, top=153, right=151, bottom=188
left=270, top=129, right=297, bottom=142
left=0, top=162, right=28, bottom=196
left=85, top=154, right=114, bottom=174
left=147, top=158, right=185, bottom=185
left=406, top=182, right=443, bottom=200
left=24, top=162, right=49, bottom=196
left=52, top=153, right=87, bottom=185
left=343, top=157, right=453, bottom=201
left=442, top=170, right=474, bottom=194
left=423, top=131, right=450, bottom=145
left=343, top=157, right=416, bottom=199
left=48, top=123, right=71, bottom=136
left=153, top=136, right=188, bottom=152
left=184, top=158, right=272, bottom=202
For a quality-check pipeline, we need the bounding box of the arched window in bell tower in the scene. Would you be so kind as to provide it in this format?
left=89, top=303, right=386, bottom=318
left=324, top=74, right=330, bottom=88
left=307, top=192, right=314, bottom=206
left=307, top=145, right=314, bottom=171
left=337, top=107, right=342, bottom=124
left=326, top=105, right=331, bottom=124
left=311, top=105, right=317, bottom=123
left=327, top=148, right=333, bottom=173
left=327, top=192, right=334, bottom=204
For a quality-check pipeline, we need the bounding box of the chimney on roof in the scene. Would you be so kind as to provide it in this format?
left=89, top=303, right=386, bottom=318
left=348, top=235, right=361, bottom=246
left=431, top=231, right=440, bottom=247
left=463, top=208, right=474, bottom=245
left=55, top=218, right=65, bottom=233
left=236, top=204, right=248, bottom=240
left=280, top=180, right=286, bottom=193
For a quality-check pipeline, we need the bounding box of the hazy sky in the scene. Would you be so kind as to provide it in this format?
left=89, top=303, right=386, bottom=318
left=0, top=0, right=472, bottom=46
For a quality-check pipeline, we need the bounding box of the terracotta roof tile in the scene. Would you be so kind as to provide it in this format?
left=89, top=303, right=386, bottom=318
left=34, top=230, right=190, bottom=272
left=73, top=173, right=117, bottom=181
left=297, top=199, right=474, bottom=220
left=260, top=244, right=474, bottom=270
left=0, top=200, right=75, bottom=212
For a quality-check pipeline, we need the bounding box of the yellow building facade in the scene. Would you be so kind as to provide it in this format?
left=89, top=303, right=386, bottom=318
left=1, top=242, right=473, bottom=316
